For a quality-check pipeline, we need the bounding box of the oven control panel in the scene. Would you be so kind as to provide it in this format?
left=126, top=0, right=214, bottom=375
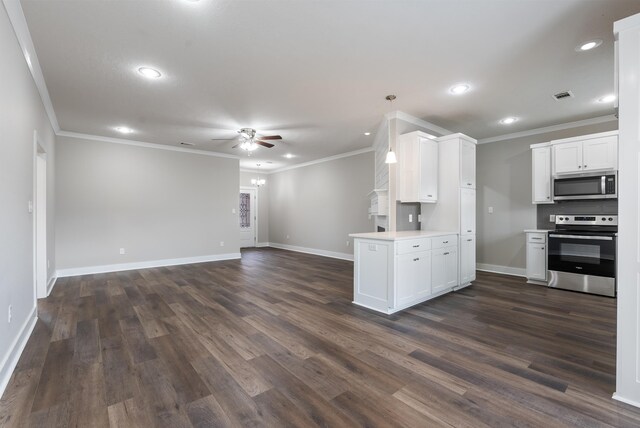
left=555, top=215, right=618, bottom=226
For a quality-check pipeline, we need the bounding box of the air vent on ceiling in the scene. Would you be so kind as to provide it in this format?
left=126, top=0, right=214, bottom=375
left=180, top=142, right=195, bottom=146
left=552, top=91, right=574, bottom=101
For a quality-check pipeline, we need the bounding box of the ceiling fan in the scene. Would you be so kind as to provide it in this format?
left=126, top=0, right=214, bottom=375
left=212, top=128, right=282, bottom=152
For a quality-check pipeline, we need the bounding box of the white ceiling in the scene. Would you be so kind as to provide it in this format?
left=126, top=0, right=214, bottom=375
left=20, top=0, right=640, bottom=170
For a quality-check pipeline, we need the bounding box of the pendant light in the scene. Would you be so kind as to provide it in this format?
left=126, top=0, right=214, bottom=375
left=384, top=95, right=397, bottom=164
left=251, top=163, right=266, bottom=187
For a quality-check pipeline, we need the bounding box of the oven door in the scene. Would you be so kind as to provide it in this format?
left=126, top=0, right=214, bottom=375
left=548, top=233, right=616, bottom=278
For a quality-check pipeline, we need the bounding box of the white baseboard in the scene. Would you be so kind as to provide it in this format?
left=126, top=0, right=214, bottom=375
left=46, top=276, right=57, bottom=296
left=268, top=242, right=353, bottom=261
left=613, top=393, right=640, bottom=408
left=256, top=242, right=270, bottom=248
left=0, top=306, right=37, bottom=399
left=476, top=263, right=526, bottom=278
left=56, top=253, right=241, bottom=278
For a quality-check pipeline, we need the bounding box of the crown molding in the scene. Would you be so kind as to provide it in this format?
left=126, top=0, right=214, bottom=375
left=57, top=131, right=240, bottom=159
left=385, top=111, right=453, bottom=136
left=269, top=147, right=374, bottom=174
left=478, top=114, right=618, bottom=144
left=3, top=0, right=60, bottom=133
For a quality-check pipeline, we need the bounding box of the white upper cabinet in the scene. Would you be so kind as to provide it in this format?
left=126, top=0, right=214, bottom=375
left=553, top=141, right=583, bottom=175
left=582, top=135, right=618, bottom=172
left=397, top=132, right=438, bottom=203
left=460, top=188, right=476, bottom=235
left=552, top=132, right=618, bottom=175
left=532, top=146, right=552, bottom=204
left=460, top=140, right=476, bottom=189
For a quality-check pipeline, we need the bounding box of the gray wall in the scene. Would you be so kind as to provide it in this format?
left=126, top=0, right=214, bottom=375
left=476, top=121, right=618, bottom=271
left=239, top=171, right=269, bottom=244
left=1, top=5, right=56, bottom=390
left=56, top=136, right=240, bottom=269
left=269, top=151, right=374, bottom=256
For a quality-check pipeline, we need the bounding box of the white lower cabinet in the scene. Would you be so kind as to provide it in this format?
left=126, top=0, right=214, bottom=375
left=396, top=251, right=431, bottom=307
left=432, top=246, right=458, bottom=294
left=352, top=233, right=461, bottom=314
left=460, top=235, right=476, bottom=285
left=525, top=232, right=547, bottom=283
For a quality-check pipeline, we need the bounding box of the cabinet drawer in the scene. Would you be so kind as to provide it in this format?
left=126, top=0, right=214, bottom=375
left=527, top=233, right=547, bottom=244
left=431, top=235, right=457, bottom=249
left=397, top=238, right=432, bottom=255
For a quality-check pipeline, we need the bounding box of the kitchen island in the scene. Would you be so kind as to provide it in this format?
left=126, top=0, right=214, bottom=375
left=349, top=230, right=465, bottom=314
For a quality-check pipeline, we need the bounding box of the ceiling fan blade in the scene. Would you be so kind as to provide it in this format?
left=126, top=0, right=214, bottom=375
left=255, top=140, right=275, bottom=148
left=257, top=135, right=282, bottom=140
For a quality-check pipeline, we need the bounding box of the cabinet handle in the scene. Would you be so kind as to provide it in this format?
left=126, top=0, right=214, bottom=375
left=443, top=241, right=448, bottom=244
left=546, top=196, right=550, bottom=199
left=584, top=165, right=587, bottom=168
left=443, top=252, right=450, bottom=255
left=467, top=230, right=472, bottom=232
left=467, top=183, right=472, bottom=186
left=531, top=237, right=542, bottom=240
left=413, top=258, right=419, bottom=261
left=427, top=195, right=433, bottom=198
left=412, top=244, right=420, bottom=248
left=541, top=247, right=545, bottom=250
left=578, top=165, right=582, bottom=169
left=467, top=239, right=472, bottom=242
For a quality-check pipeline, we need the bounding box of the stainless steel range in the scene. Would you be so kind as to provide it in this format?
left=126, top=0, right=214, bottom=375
left=548, top=215, right=617, bottom=297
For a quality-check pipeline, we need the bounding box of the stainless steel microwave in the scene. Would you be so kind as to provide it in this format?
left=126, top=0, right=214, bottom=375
left=553, top=172, right=617, bottom=201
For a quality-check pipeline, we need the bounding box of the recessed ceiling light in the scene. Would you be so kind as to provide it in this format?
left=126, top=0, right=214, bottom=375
left=449, top=83, right=470, bottom=95
left=115, top=126, right=133, bottom=134
left=285, top=153, right=293, bottom=159
left=576, top=39, right=603, bottom=52
left=500, top=117, right=517, bottom=125
left=137, top=67, right=162, bottom=79
left=598, top=94, right=616, bottom=103
left=364, top=132, right=371, bottom=136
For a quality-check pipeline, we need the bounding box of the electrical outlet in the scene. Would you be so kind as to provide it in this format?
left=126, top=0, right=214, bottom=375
left=220, top=241, right=224, bottom=247
left=550, top=214, right=556, bottom=222
left=28, top=200, right=33, bottom=213
left=286, top=235, right=290, bottom=239
left=409, top=214, right=413, bottom=223
left=418, top=214, right=422, bottom=223
left=488, top=206, right=494, bottom=214
left=119, top=248, right=125, bottom=255
left=232, top=208, right=236, bottom=214
left=8, top=305, right=12, bottom=324
left=346, top=240, right=350, bottom=247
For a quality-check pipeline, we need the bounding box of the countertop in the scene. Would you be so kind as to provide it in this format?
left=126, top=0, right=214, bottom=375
left=349, top=230, right=458, bottom=241
left=524, top=229, right=552, bottom=233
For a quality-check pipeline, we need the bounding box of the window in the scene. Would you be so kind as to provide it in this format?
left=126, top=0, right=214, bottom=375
left=240, top=192, right=251, bottom=228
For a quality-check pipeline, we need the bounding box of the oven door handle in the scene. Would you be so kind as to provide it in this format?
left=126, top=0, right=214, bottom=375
left=549, top=234, right=613, bottom=241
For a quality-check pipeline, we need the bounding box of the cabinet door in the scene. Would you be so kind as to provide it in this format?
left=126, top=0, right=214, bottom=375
left=460, top=188, right=476, bottom=235
left=460, top=140, right=476, bottom=189
left=397, top=138, right=418, bottom=202
left=526, top=243, right=546, bottom=281
left=431, top=250, right=447, bottom=294
left=460, top=236, right=476, bottom=284
left=396, top=251, right=430, bottom=307
left=532, top=147, right=552, bottom=204
left=419, top=138, right=438, bottom=203
left=582, top=136, right=618, bottom=172
left=553, top=142, right=583, bottom=175
left=445, top=248, right=459, bottom=288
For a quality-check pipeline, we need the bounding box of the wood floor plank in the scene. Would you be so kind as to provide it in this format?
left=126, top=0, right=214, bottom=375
left=2, top=248, right=640, bottom=428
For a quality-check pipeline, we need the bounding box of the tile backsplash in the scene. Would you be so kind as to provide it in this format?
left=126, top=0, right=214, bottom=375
left=536, top=199, right=618, bottom=229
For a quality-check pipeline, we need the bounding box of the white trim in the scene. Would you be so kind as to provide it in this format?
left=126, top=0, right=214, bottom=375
left=268, top=243, right=354, bottom=261
left=56, top=253, right=241, bottom=277
left=270, top=147, right=374, bottom=174
left=476, top=263, right=526, bottom=278
left=614, top=13, right=640, bottom=35
left=46, top=276, right=57, bottom=296
left=385, top=111, right=453, bottom=136
left=548, top=129, right=618, bottom=145
left=478, top=115, right=618, bottom=144
left=3, top=0, right=60, bottom=133
left=612, top=393, right=640, bottom=408
left=56, top=131, right=240, bottom=160
left=0, top=306, right=37, bottom=399
left=256, top=242, right=270, bottom=248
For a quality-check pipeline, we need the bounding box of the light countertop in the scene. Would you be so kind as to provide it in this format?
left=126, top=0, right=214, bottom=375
left=524, top=229, right=552, bottom=233
left=349, top=230, right=458, bottom=241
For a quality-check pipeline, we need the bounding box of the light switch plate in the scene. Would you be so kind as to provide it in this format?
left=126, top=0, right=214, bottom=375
left=488, top=206, right=494, bottom=214
left=550, top=214, right=556, bottom=222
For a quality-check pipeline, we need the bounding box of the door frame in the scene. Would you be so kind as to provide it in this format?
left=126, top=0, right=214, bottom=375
left=32, top=130, right=49, bottom=300
left=239, top=186, right=258, bottom=248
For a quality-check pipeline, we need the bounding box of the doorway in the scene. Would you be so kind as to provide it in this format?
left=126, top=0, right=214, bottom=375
left=34, top=135, right=48, bottom=299
left=239, top=187, right=257, bottom=248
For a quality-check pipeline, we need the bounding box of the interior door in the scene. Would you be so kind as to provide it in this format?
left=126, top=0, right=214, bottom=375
left=239, top=188, right=256, bottom=248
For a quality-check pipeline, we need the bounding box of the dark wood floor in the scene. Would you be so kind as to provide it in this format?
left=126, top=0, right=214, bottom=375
left=1, top=247, right=640, bottom=427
